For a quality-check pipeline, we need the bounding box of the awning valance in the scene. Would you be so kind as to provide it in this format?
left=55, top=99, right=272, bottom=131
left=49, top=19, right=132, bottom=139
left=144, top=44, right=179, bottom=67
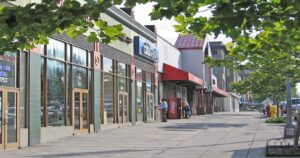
left=213, top=86, right=229, bottom=97
left=162, top=63, right=204, bottom=86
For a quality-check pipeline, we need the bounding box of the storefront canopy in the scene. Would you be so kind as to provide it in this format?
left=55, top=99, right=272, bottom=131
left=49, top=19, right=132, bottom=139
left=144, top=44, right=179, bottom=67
left=213, top=86, right=229, bottom=97
left=162, top=63, right=204, bottom=87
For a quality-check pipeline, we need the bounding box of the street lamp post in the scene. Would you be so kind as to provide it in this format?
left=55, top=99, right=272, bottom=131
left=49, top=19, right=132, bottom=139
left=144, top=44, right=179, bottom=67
left=284, top=75, right=295, bottom=138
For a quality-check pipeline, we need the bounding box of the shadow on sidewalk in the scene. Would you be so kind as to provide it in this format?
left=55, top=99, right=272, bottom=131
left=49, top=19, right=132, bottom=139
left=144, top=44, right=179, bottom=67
left=161, top=122, right=247, bottom=131
left=28, top=149, right=153, bottom=158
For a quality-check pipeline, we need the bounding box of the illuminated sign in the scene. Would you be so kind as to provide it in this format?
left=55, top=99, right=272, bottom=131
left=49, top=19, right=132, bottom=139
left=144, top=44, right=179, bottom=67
left=134, top=36, right=158, bottom=61
left=0, top=51, right=16, bottom=87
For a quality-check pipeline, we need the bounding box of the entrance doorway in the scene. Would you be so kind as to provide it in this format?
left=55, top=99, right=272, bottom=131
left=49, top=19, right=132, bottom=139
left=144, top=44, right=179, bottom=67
left=72, top=89, right=89, bottom=134
left=0, top=88, right=19, bottom=150
left=117, top=92, right=129, bottom=124
left=146, top=93, right=154, bottom=122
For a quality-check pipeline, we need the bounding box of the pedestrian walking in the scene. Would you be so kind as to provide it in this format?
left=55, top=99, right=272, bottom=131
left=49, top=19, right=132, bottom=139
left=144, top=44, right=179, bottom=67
left=183, top=99, right=191, bottom=119
left=160, top=98, right=168, bottom=122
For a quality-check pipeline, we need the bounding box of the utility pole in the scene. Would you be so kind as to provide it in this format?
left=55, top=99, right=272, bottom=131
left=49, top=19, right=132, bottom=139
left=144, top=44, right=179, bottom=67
left=284, top=75, right=294, bottom=138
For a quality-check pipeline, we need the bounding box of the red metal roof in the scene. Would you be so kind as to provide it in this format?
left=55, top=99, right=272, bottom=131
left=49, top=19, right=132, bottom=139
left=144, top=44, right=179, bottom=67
left=213, top=86, right=229, bottom=97
left=175, top=35, right=204, bottom=49
left=162, top=63, right=204, bottom=86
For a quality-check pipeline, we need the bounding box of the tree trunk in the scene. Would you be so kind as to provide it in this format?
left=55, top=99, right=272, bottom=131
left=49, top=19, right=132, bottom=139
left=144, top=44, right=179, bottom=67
left=276, top=96, right=281, bottom=117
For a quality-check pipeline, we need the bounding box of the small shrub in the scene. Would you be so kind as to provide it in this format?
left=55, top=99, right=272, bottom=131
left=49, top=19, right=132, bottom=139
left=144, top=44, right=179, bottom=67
left=265, top=117, right=286, bottom=123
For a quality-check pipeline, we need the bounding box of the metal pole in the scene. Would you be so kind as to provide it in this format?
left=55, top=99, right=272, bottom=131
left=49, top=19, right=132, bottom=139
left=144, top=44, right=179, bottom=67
left=284, top=75, right=294, bottom=138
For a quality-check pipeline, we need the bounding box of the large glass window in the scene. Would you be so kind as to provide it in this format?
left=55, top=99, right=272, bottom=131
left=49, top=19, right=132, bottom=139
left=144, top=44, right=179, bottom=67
left=146, top=72, right=152, bottom=92
left=136, top=81, right=143, bottom=122
left=47, top=39, right=65, bottom=60
left=72, top=66, right=88, bottom=89
left=118, top=62, right=127, bottom=92
left=118, top=63, right=126, bottom=76
left=103, top=73, right=114, bottom=123
left=103, top=57, right=113, bottom=73
left=42, top=40, right=91, bottom=127
left=136, top=68, right=143, bottom=81
left=72, top=47, right=87, bottom=66
left=47, top=59, right=66, bottom=126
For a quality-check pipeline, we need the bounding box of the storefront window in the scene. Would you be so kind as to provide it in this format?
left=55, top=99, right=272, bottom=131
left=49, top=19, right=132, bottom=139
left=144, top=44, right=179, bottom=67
left=103, top=57, right=113, bottom=73
left=146, top=72, right=152, bottom=83
left=118, top=63, right=126, bottom=77
left=0, top=51, right=17, bottom=88
left=47, top=39, right=65, bottom=60
left=72, top=47, right=87, bottom=66
left=47, top=59, right=65, bottom=126
left=67, top=44, right=71, bottom=62
left=104, top=73, right=114, bottom=123
left=72, top=66, right=88, bottom=89
left=146, top=83, right=151, bottom=93
left=119, top=77, right=127, bottom=91
left=136, top=68, right=143, bottom=81
left=136, top=81, right=143, bottom=122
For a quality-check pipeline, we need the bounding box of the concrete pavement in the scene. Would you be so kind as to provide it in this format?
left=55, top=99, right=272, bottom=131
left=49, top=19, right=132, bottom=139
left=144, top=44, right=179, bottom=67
left=0, top=112, right=285, bottom=158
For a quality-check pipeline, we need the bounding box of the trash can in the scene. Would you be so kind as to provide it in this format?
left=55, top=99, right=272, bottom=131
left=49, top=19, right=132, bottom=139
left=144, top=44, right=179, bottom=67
left=270, top=105, right=277, bottom=118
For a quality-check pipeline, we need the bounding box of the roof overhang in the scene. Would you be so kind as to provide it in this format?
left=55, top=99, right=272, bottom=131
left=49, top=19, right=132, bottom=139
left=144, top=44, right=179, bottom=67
left=162, top=64, right=204, bottom=87
left=213, top=86, right=229, bottom=97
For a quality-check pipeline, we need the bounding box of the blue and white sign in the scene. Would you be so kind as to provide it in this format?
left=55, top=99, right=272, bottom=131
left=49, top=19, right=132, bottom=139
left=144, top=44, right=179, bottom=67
left=134, top=36, right=158, bottom=61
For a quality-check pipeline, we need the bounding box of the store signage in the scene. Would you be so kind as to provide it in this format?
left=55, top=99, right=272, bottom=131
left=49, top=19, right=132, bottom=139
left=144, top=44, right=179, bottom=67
left=0, top=64, right=12, bottom=83
left=134, top=36, right=158, bottom=61
left=0, top=52, right=16, bottom=87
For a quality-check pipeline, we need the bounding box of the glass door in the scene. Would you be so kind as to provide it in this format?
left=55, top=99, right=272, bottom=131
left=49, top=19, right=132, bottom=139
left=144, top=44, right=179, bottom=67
left=72, top=89, right=89, bottom=134
left=0, top=89, right=19, bottom=150
left=146, top=93, right=154, bottom=122
left=117, top=92, right=129, bottom=124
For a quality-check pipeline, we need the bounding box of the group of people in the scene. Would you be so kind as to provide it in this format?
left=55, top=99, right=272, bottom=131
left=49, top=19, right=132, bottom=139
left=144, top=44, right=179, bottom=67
left=159, top=98, right=191, bottom=122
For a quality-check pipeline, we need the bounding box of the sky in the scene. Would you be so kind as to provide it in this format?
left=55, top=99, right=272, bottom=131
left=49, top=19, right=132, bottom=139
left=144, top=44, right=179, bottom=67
left=133, top=3, right=231, bottom=45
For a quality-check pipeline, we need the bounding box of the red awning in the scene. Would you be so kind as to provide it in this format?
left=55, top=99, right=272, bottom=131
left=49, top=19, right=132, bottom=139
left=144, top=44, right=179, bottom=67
left=162, top=63, right=204, bottom=86
left=213, top=86, right=229, bottom=97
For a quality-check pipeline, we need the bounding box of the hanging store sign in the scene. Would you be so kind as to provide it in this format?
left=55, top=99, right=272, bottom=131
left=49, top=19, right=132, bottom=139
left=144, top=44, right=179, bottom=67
left=134, top=36, right=158, bottom=61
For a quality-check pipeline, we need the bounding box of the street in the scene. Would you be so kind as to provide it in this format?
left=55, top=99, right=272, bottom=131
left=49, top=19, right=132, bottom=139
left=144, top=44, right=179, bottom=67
left=0, top=112, right=284, bottom=158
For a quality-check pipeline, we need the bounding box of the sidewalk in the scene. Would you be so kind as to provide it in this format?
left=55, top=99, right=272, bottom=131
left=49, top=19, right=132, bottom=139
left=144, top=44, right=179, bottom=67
left=0, top=112, right=284, bottom=158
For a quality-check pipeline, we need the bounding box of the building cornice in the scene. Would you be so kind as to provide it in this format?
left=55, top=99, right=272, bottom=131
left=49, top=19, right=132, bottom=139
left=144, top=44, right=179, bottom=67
left=105, top=6, right=157, bottom=43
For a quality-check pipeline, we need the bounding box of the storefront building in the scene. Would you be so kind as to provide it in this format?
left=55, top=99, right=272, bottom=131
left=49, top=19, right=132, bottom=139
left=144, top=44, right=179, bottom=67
left=0, top=6, right=159, bottom=150
left=175, top=35, right=228, bottom=115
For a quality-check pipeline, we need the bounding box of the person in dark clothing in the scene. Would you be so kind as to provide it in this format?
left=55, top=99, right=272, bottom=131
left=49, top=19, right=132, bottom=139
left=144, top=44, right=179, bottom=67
left=160, top=98, right=168, bottom=122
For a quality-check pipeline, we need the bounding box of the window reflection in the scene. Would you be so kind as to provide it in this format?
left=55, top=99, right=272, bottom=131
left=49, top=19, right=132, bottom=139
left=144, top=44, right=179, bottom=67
left=118, top=63, right=126, bottom=77
left=136, top=68, right=143, bottom=81
left=47, top=39, right=65, bottom=60
left=103, top=57, right=113, bottom=73
left=47, top=59, right=65, bottom=126
left=104, top=73, right=114, bottom=123
left=119, top=77, right=126, bottom=91
left=72, top=47, right=87, bottom=66
left=72, top=66, right=88, bottom=89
